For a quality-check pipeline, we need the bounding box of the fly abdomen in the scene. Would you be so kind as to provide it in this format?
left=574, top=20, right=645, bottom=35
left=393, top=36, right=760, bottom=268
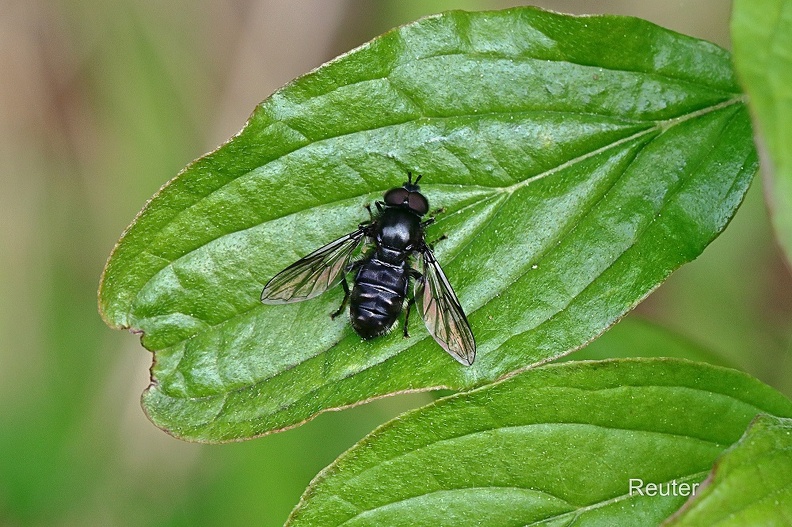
left=350, top=258, right=408, bottom=339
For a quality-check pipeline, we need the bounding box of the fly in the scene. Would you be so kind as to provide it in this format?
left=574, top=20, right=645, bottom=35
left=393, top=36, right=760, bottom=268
left=260, top=173, right=476, bottom=365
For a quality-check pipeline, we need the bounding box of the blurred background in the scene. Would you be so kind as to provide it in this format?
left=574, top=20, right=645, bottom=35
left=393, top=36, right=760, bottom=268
left=1, top=0, right=789, bottom=525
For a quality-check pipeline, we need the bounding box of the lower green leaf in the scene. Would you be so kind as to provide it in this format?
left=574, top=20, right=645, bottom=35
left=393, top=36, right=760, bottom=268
left=664, top=414, right=792, bottom=526
left=285, top=359, right=792, bottom=527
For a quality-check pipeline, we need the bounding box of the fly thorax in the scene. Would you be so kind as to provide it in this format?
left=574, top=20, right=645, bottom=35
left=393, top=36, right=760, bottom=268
left=378, top=208, right=421, bottom=249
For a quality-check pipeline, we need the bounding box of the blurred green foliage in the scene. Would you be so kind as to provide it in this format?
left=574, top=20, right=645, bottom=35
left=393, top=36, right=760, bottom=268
left=1, top=1, right=789, bottom=525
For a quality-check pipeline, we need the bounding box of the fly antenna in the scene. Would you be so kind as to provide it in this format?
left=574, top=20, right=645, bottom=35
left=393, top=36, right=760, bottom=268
left=404, top=171, right=422, bottom=190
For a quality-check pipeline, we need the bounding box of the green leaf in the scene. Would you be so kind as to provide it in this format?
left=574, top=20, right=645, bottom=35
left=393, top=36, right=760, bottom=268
left=664, top=415, right=792, bottom=526
left=285, top=359, right=792, bottom=527
left=98, top=7, right=758, bottom=441
left=732, top=0, right=792, bottom=266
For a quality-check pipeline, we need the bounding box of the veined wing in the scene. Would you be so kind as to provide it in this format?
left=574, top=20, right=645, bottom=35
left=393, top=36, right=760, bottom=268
left=261, top=228, right=366, bottom=304
left=415, top=248, right=476, bottom=365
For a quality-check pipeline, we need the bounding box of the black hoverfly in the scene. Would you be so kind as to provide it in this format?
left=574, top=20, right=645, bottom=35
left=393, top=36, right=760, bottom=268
left=260, top=173, right=476, bottom=365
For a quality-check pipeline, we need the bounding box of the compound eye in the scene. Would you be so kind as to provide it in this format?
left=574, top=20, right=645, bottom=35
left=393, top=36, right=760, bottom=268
left=408, top=192, right=429, bottom=215
left=384, top=188, right=409, bottom=206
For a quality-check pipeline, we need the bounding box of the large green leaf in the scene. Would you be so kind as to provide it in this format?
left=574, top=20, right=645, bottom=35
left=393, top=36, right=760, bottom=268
left=98, top=7, right=757, bottom=441
left=285, top=359, right=792, bottom=526
left=732, top=0, right=792, bottom=266
left=665, top=415, right=792, bottom=526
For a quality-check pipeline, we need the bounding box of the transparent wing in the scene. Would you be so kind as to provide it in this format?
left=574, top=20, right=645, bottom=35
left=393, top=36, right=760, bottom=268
left=415, top=248, right=476, bottom=365
left=261, top=228, right=366, bottom=304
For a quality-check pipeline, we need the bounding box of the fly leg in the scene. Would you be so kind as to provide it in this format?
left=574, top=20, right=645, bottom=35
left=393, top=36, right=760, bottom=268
left=364, top=201, right=384, bottom=221
left=403, top=297, right=416, bottom=338
left=330, top=260, right=363, bottom=319
left=427, top=234, right=448, bottom=248
left=421, top=207, right=446, bottom=239
left=360, top=203, right=381, bottom=230
left=404, top=268, right=423, bottom=338
left=331, top=274, right=351, bottom=319
left=420, top=207, right=446, bottom=229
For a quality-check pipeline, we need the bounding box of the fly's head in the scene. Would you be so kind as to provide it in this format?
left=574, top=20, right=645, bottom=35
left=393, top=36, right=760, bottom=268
left=383, top=172, right=429, bottom=217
